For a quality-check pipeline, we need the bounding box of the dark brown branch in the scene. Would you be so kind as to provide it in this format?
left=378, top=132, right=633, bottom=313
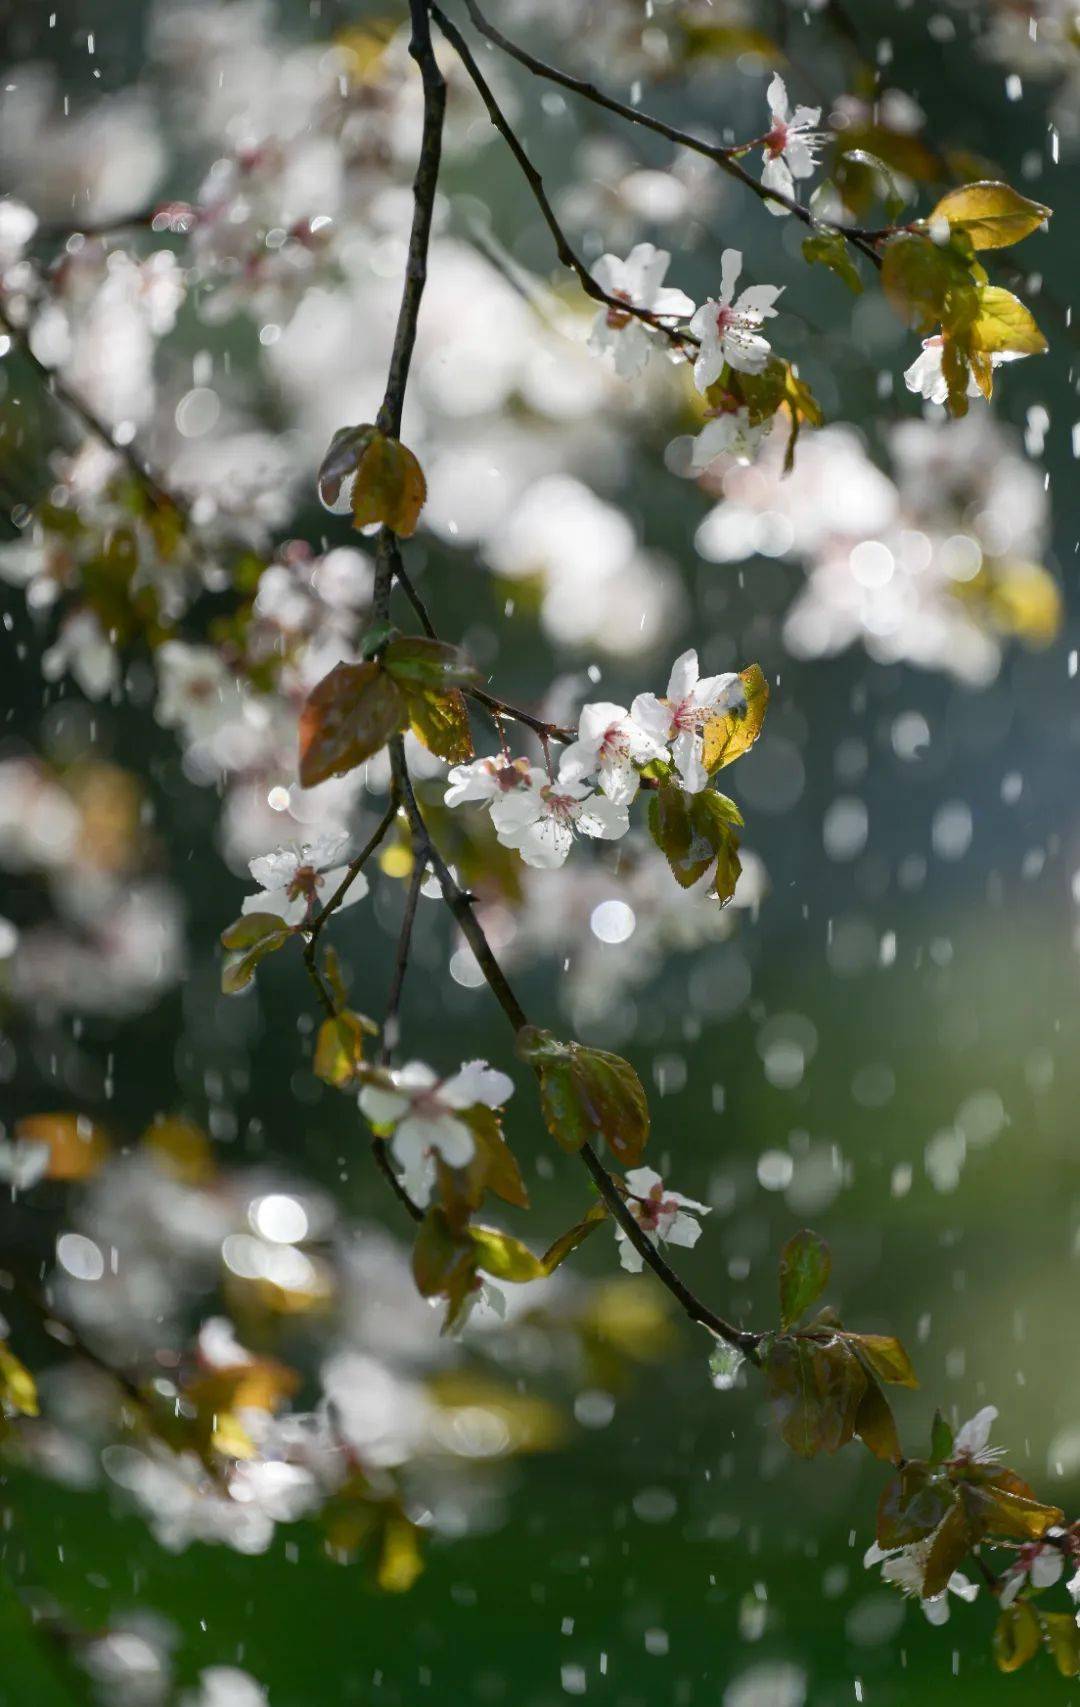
left=455, top=0, right=882, bottom=269
left=430, top=6, right=699, bottom=348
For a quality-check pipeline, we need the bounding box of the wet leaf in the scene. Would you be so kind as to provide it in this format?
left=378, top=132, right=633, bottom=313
left=468, top=1225, right=546, bottom=1284
left=701, top=664, right=769, bottom=773
left=412, top=1206, right=477, bottom=1309
left=969, top=285, right=1047, bottom=356
left=854, top=1375, right=901, bottom=1464
left=298, top=660, right=406, bottom=787
left=778, top=1229, right=831, bottom=1329
left=542, top=1200, right=609, bottom=1274
left=993, top=1601, right=1042, bottom=1674
left=0, top=1344, right=39, bottom=1417
left=921, top=1502, right=977, bottom=1597
left=877, top=1460, right=955, bottom=1548
left=405, top=686, right=474, bottom=765
left=313, top=1010, right=374, bottom=1088
left=802, top=230, right=863, bottom=293
left=881, top=232, right=977, bottom=333
left=383, top=636, right=481, bottom=691
left=317, top=423, right=375, bottom=510
left=647, top=781, right=742, bottom=902
left=465, top=1106, right=530, bottom=1210
left=763, top=1334, right=866, bottom=1458
left=220, top=914, right=293, bottom=994
left=517, top=1027, right=649, bottom=1165
left=351, top=431, right=427, bottom=536
left=843, top=1333, right=919, bottom=1389
left=1041, top=1612, right=1080, bottom=1678
left=930, top=1409, right=955, bottom=1464
left=929, top=181, right=1050, bottom=250
left=972, top=1472, right=1063, bottom=1542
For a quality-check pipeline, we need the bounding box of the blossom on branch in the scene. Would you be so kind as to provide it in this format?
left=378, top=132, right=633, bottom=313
left=489, top=766, right=630, bottom=869
left=903, top=335, right=1017, bottom=406
left=688, top=250, right=782, bottom=385
left=359, top=1060, right=515, bottom=1205
left=558, top=702, right=665, bottom=804
left=243, top=833, right=362, bottom=926
left=760, top=75, right=824, bottom=213
left=630, top=648, right=745, bottom=794
left=690, top=406, right=774, bottom=471
left=864, top=1536, right=979, bottom=1625
left=587, top=242, right=694, bottom=378
left=615, top=1166, right=709, bottom=1272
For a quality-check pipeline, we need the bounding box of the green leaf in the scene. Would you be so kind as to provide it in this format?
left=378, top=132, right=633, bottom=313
left=876, top=1461, right=956, bottom=1548
left=468, top=1225, right=546, bottom=1284
left=313, top=1011, right=374, bottom=1088
left=383, top=636, right=481, bottom=691
left=456, top=1105, right=530, bottom=1211
left=993, top=1602, right=1042, bottom=1674
left=881, top=232, right=977, bottom=334
left=921, top=1501, right=978, bottom=1598
left=763, top=1334, right=866, bottom=1459
left=221, top=914, right=293, bottom=993
left=968, top=285, right=1048, bottom=356
left=541, top=1200, right=609, bottom=1274
left=647, top=781, right=743, bottom=903
left=517, top=1026, right=650, bottom=1166
left=802, top=230, right=863, bottom=294
left=929, top=181, right=1050, bottom=250
left=843, top=1333, right=919, bottom=1389
left=854, top=1375, right=901, bottom=1465
left=411, top=1207, right=477, bottom=1313
left=404, top=687, right=474, bottom=766
left=1041, top=1612, right=1080, bottom=1679
left=298, top=660, right=406, bottom=787
left=778, top=1229, right=831, bottom=1329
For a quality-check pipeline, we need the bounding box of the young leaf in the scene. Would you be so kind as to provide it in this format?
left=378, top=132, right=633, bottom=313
left=802, top=230, right=863, bottom=294
left=993, top=1601, right=1042, bottom=1674
left=517, top=1027, right=650, bottom=1165
left=969, top=286, right=1048, bottom=356
left=376, top=1511, right=425, bottom=1594
left=843, top=1332, right=919, bottom=1389
left=763, top=1334, right=866, bottom=1458
left=876, top=1461, right=956, bottom=1548
left=313, top=1011, right=373, bottom=1088
left=0, top=1344, right=39, bottom=1417
left=854, top=1375, right=901, bottom=1464
left=921, top=1501, right=978, bottom=1598
left=351, top=430, right=427, bottom=536
left=542, top=1200, right=610, bottom=1274
left=881, top=232, right=977, bottom=333
left=298, top=660, right=406, bottom=787
left=468, top=1225, right=547, bottom=1283
left=929, top=1409, right=955, bottom=1464
left=221, top=915, right=293, bottom=993
left=929, top=181, right=1050, bottom=250
left=453, top=1105, right=530, bottom=1211
left=405, top=687, right=474, bottom=766
left=1041, top=1612, right=1080, bottom=1679
left=383, top=636, right=481, bottom=691
left=700, top=664, right=769, bottom=773
left=411, top=1206, right=476, bottom=1304
left=778, top=1228, right=831, bottom=1329
left=317, top=423, right=375, bottom=509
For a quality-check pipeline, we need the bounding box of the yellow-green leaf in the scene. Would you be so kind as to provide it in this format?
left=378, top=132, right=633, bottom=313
left=405, top=687, right=474, bottom=765
left=969, top=285, right=1048, bottom=356
left=993, top=1602, right=1042, bottom=1674
left=352, top=431, right=427, bottom=537
left=881, top=232, right=977, bottom=333
left=802, top=230, right=863, bottom=294
left=1042, top=1612, right=1080, bottom=1679
left=930, top=181, right=1050, bottom=250
left=854, top=1375, right=902, bottom=1464
left=700, top=664, right=769, bottom=773
left=517, top=1027, right=650, bottom=1166
left=313, top=1011, right=373, bottom=1088
left=221, top=914, right=293, bottom=993
left=0, top=1344, right=39, bottom=1417
left=468, top=1225, right=546, bottom=1284
left=376, top=1511, right=424, bottom=1593
left=542, top=1200, right=609, bottom=1274
left=844, top=1332, right=919, bottom=1389
left=778, top=1229, right=831, bottom=1330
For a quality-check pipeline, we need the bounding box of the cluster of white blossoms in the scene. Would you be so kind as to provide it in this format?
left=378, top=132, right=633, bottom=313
left=587, top=240, right=783, bottom=471
left=444, top=650, right=747, bottom=869
left=242, top=832, right=364, bottom=926
left=359, top=1059, right=515, bottom=1206
left=614, top=1168, right=709, bottom=1273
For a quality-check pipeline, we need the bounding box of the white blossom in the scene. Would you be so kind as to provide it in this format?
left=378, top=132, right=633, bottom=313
left=358, top=1059, right=515, bottom=1204
left=903, top=335, right=1016, bottom=406
left=688, top=250, right=782, bottom=386
left=155, top=642, right=246, bottom=745
left=488, top=766, right=630, bottom=869
left=998, top=1538, right=1066, bottom=1607
left=558, top=702, right=664, bottom=804
left=761, top=74, right=823, bottom=213
left=243, top=833, right=362, bottom=926
left=691, top=407, right=774, bottom=470
left=41, top=609, right=119, bottom=701
left=630, top=649, right=745, bottom=794
left=588, top=242, right=694, bottom=378
left=864, top=1536, right=979, bottom=1625
left=444, top=754, right=535, bottom=809
left=615, top=1167, right=709, bottom=1273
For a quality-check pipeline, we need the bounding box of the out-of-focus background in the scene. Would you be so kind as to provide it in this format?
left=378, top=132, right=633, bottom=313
left=0, top=0, right=1078, bottom=1702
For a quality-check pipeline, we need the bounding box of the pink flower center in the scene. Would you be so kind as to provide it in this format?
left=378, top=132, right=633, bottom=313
left=605, top=290, right=634, bottom=330
left=540, top=788, right=578, bottom=823
left=286, top=864, right=324, bottom=903
left=765, top=121, right=789, bottom=158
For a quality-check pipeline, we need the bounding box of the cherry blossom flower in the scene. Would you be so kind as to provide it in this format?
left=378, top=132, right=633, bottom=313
left=358, top=1059, right=515, bottom=1204
left=488, top=766, right=630, bottom=869
left=630, top=648, right=746, bottom=794
left=760, top=74, right=824, bottom=213
left=950, top=1404, right=1004, bottom=1465
left=588, top=242, right=694, bottom=379
left=691, top=406, right=774, bottom=471
left=155, top=642, right=246, bottom=745
left=444, top=753, right=536, bottom=809
left=904, top=336, right=1016, bottom=406
left=243, top=832, right=362, bottom=926
left=864, top=1535, right=979, bottom=1625
left=41, top=609, right=119, bottom=701
left=998, top=1537, right=1066, bottom=1607
left=615, top=1167, right=709, bottom=1273
left=558, top=702, right=665, bottom=804
left=688, top=251, right=782, bottom=386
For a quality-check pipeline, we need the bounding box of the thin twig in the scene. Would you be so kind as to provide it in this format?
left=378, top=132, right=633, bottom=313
left=455, top=0, right=882, bottom=269
left=430, top=6, right=699, bottom=348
